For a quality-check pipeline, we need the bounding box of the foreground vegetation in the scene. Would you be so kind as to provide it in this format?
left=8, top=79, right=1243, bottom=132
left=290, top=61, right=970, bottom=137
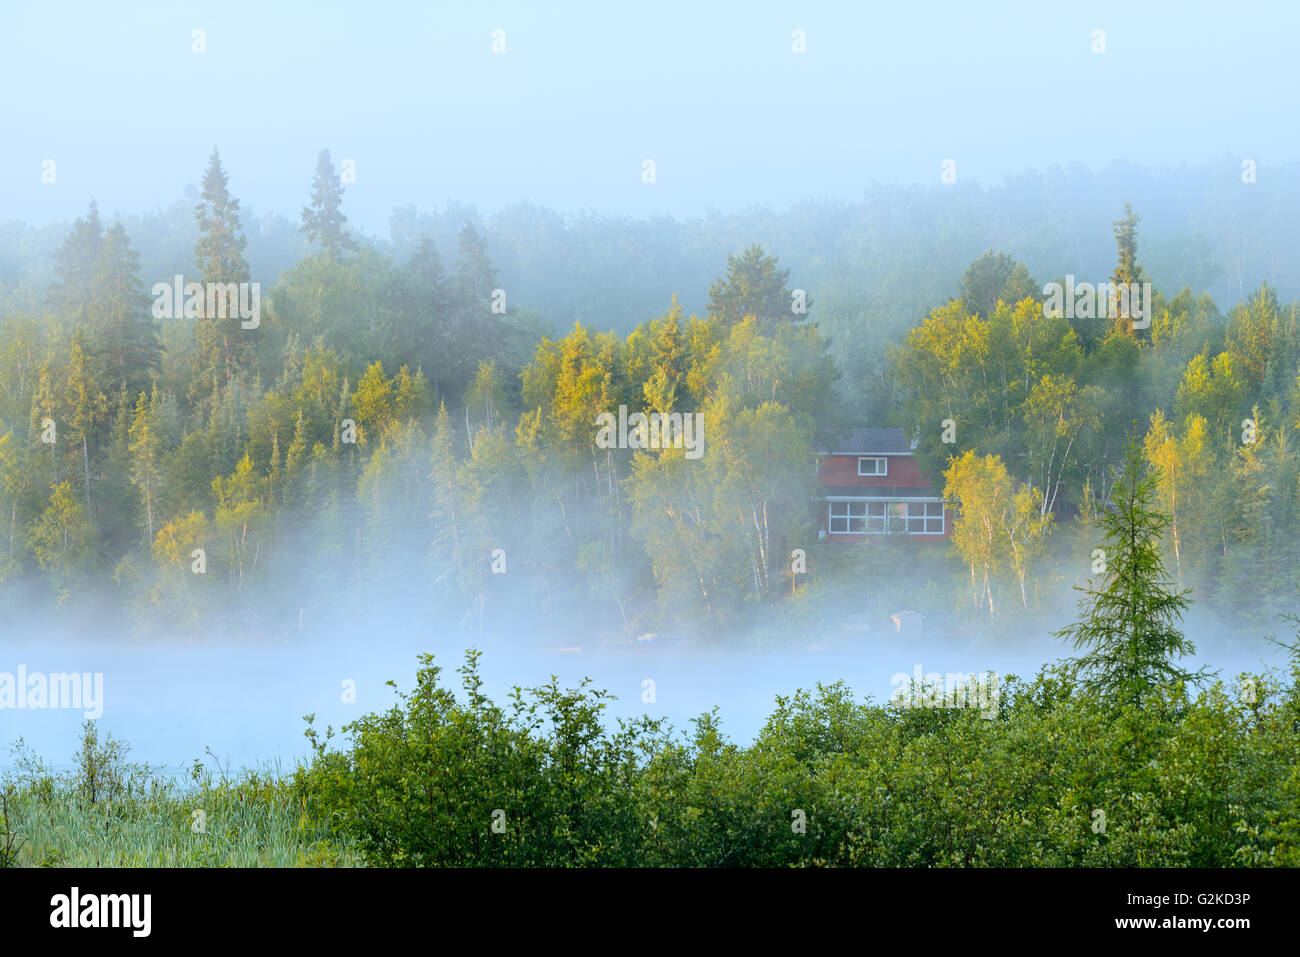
left=0, top=724, right=362, bottom=867
left=5, top=647, right=1298, bottom=868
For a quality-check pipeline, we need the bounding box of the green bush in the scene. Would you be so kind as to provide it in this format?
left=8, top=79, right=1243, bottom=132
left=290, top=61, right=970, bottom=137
left=296, top=651, right=1300, bottom=867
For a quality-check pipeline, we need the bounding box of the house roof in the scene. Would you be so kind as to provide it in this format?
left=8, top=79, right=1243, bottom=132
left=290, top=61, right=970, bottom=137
left=816, top=427, right=912, bottom=455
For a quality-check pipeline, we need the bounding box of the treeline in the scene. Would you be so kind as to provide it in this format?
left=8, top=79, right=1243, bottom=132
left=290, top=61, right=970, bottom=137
left=7, top=158, right=1300, bottom=408
left=3, top=147, right=1300, bottom=642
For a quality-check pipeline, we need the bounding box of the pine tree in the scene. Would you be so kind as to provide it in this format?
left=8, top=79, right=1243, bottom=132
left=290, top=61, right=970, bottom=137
left=453, top=222, right=497, bottom=303
left=194, top=147, right=252, bottom=384
left=409, top=235, right=446, bottom=290
left=407, top=237, right=450, bottom=386
left=707, top=244, right=801, bottom=326
left=1109, top=202, right=1146, bottom=339
left=1112, top=202, right=1144, bottom=289
left=195, top=148, right=250, bottom=282
left=92, top=222, right=160, bottom=394
left=1057, top=440, right=1210, bottom=705
left=50, top=199, right=104, bottom=317
left=444, top=224, right=506, bottom=397
left=300, top=149, right=355, bottom=258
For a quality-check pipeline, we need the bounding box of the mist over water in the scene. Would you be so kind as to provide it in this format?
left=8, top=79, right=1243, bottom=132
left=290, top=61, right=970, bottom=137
left=2, top=602, right=1288, bottom=775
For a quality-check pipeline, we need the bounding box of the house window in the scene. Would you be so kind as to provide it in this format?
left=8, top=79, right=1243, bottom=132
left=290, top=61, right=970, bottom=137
left=828, top=500, right=867, bottom=533
left=904, top=501, right=944, bottom=534
left=858, top=456, right=887, bottom=476
left=830, top=500, right=943, bottom=535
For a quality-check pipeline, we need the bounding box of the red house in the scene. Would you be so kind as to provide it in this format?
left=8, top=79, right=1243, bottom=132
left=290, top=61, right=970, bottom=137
left=816, top=428, right=950, bottom=542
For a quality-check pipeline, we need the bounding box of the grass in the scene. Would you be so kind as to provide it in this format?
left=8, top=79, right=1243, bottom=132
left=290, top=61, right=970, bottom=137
left=1, top=724, right=363, bottom=868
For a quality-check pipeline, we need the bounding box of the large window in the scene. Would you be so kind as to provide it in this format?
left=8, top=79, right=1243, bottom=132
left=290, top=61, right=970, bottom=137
left=829, top=500, right=943, bottom=534
left=905, top=501, right=944, bottom=534
left=858, top=456, right=887, bottom=476
left=828, top=500, right=866, bottom=533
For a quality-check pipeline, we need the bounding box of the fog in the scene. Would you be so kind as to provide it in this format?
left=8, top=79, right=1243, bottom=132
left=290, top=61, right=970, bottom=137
left=4, top=0, right=1300, bottom=784
left=2, top=602, right=1290, bottom=776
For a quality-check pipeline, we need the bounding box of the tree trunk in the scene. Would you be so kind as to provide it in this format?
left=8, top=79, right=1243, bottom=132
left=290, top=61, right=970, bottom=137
left=82, top=434, right=92, bottom=513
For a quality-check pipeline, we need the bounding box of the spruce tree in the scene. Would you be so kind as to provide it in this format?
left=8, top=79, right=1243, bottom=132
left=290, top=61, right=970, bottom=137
left=707, top=244, right=802, bottom=326
left=1109, top=202, right=1146, bottom=339
left=1112, top=202, right=1144, bottom=289
left=300, top=148, right=355, bottom=258
left=453, top=222, right=497, bottom=303
left=407, top=236, right=450, bottom=382
left=50, top=199, right=104, bottom=317
left=195, top=147, right=249, bottom=282
left=1057, top=439, right=1211, bottom=705
left=93, top=222, right=159, bottom=395
left=194, top=147, right=252, bottom=386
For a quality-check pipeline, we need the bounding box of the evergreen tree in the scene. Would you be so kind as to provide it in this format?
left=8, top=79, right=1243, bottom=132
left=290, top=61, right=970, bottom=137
left=194, top=147, right=252, bottom=385
left=49, top=199, right=104, bottom=317
left=707, top=244, right=801, bottom=326
left=195, top=147, right=250, bottom=282
left=408, top=235, right=446, bottom=291
left=1057, top=440, right=1210, bottom=705
left=405, top=236, right=451, bottom=383
left=453, top=222, right=497, bottom=303
left=444, top=224, right=506, bottom=397
left=92, top=222, right=160, bottom=395
left=1109, top=202, right=1146, bottom=339
left=300, top=148, right=355, bottom=258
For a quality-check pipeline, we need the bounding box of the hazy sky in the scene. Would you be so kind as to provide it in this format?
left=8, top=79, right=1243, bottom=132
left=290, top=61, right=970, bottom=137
left=3, top=0, right=1298, bottom=234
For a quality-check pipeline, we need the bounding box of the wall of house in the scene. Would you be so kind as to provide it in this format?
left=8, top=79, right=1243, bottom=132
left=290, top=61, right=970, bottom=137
left=818, top=453, right=930, bottom=488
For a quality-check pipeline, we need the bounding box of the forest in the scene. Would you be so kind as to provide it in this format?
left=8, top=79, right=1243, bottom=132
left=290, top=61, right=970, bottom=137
left=1, top=150, right=1299, bottom=648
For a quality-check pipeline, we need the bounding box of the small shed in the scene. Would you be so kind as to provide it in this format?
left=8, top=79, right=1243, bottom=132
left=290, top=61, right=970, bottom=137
left=890, top=609, right=926, bottom=638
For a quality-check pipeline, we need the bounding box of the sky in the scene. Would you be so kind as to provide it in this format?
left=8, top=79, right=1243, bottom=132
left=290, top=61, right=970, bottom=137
left=3, top=0, right=1298, bottom=234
